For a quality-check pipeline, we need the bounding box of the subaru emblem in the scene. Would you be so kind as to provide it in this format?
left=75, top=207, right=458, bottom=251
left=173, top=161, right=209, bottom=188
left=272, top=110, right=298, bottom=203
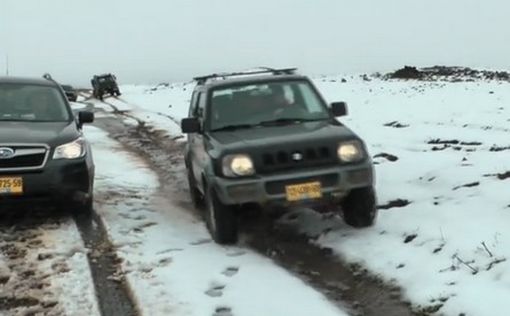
left=292, top=152, right=303, bottom=161
left=0, top=147, right=15, bottom=159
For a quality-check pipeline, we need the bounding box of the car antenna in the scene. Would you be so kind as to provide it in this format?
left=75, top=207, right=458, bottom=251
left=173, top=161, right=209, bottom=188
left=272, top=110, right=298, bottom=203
left=5, top=54, right=9, bottom=76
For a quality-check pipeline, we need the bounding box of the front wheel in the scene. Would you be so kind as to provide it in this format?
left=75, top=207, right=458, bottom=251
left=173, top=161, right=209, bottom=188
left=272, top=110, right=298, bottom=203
left=205, top=185, right=238, bottom=244
left=340, top=186, right=377, bottom=228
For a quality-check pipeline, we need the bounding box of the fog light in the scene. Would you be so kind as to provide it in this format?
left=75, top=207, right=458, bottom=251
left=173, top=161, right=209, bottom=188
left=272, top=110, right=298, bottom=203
left=348, top=169, right=371, bottom=184
left=227, top=184, right=258, bottom=199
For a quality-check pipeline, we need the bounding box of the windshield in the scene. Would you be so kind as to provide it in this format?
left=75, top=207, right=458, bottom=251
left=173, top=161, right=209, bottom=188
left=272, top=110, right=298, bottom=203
left=209, top=80, right=330, bottom=131
left=98, top=76, right=113, bottom=83
left=0, top=84, right=71, bottom=122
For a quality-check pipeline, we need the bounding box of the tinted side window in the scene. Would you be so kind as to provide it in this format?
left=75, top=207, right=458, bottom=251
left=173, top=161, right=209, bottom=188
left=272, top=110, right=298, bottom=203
left=195, top=92, right=204, bottom=118
left=189, top=92, right=204, bottom=118
left=189, top=91, right=198, bottom=117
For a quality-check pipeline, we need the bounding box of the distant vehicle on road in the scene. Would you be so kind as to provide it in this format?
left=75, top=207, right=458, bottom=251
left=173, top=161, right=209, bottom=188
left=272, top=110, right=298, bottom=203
left=0, top=75, right=95, bottom=213
left=91, top=73, right=121, bottom=101
left=61, top=84, right=78, bottom=102
left=181, top=67, right=377, bottom=244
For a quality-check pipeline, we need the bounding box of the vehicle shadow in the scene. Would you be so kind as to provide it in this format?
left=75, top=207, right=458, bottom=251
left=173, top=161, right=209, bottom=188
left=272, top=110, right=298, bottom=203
left=0, top=201, right=93, bottom=230
left=0, top=204, right=76, bottom=229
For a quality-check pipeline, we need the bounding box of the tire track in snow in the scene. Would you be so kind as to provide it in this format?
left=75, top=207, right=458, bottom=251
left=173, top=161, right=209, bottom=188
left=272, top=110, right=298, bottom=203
left=78, top=92, right=181, bottom=126
left=73, top=211, right=139, bottom=316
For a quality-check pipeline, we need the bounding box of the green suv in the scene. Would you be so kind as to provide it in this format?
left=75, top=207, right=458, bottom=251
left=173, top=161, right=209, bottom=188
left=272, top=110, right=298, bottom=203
left=91, top=73, right=121, bottom=101
left=181, top=68, right=377, bottom=244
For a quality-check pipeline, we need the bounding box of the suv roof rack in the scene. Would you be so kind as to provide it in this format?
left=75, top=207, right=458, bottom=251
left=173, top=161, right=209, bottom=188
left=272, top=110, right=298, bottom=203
left=94, top=73, right=112, bottom=77
left=194, top=67, right=297, bottom=85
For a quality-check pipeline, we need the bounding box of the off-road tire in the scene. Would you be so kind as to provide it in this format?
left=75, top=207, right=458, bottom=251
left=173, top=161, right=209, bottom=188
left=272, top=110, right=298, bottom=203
left=340, top=186, right=377, bottom=228
left=187, top=168, right=204, bottom=209
left=205, top=185, right=238, bottom=244
left=76, top=197, right=93, bottom=214
left=95, top=90, right=103, bottom=100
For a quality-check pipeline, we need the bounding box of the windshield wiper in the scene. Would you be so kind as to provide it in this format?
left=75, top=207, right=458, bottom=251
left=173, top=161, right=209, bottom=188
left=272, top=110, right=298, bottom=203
left=211, top=118, right=327, bottom=131
left=0, top=119, right=61, bottom=122
left=211, top=124, right=260, bottom=132
left=0, top=118, right=27, bottom=122
left=259, top=117, right=326, bottom=126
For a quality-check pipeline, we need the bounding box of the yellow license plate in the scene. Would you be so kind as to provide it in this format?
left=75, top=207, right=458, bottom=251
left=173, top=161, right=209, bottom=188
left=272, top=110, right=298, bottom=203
left=285, top=181, right=322, bottom=202
left=0, top=177, right=23, bottom=195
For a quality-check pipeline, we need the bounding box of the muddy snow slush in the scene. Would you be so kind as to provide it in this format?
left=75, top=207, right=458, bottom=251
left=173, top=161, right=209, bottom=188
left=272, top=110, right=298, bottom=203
left=182, top=68, right=377, bottom=244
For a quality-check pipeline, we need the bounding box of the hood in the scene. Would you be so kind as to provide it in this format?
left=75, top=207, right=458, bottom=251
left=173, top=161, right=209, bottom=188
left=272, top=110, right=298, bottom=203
left=0, top=121, right=80, bottom=147
left=210, top=120, right=359, bottom=150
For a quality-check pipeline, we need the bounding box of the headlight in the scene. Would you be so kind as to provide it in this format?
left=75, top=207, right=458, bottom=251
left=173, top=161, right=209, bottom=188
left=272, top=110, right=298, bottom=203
left=222, top=154, right=255, bottom=177
left=53, top=138, right=86, bottom=159
left=337, top=140, right=364, bottom=162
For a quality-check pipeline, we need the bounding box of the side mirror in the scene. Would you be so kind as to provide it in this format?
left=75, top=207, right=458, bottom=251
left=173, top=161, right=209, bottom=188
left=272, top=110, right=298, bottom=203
left=181, top=118, right=201, bottom=133
left=78, top=111, right=94, bottom=126
left=331, top=102, right=347, bottom=117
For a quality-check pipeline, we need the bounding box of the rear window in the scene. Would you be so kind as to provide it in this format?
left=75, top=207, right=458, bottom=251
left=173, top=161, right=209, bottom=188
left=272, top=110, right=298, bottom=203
left=0, top=84, right=71, bottom=122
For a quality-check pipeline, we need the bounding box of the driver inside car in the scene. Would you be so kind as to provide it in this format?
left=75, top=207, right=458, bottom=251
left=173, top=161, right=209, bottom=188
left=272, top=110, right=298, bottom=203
left=269, top=85, right=306, bottom=118
left=270, top=85, right=291, bottom=108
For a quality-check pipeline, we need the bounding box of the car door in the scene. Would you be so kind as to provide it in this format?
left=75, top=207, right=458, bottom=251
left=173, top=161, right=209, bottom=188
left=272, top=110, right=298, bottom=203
left=189, top=91, right=207, bottom=189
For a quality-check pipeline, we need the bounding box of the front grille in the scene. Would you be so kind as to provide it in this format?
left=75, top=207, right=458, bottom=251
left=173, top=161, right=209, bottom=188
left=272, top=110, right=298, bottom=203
left=265, top=174, right=339, bottom=195
left=257, top=145, right=337, bottom=174
left=0, top=145, right=48, bottom=171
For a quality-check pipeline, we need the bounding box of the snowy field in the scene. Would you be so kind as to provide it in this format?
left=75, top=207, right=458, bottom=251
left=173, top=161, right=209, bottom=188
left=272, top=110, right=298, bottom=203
left=104, top=75, right=510, bottom=315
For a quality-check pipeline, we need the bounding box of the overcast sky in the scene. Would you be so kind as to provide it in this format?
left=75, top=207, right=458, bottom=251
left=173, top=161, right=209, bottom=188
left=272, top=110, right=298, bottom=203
left=1, top=0, right=509, bottom=86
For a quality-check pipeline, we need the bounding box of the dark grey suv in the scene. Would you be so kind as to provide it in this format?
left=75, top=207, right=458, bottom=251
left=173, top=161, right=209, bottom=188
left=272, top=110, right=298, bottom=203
left=181, top=68, right=377, bottom=244
left=0, top=75, right=95, bottom=212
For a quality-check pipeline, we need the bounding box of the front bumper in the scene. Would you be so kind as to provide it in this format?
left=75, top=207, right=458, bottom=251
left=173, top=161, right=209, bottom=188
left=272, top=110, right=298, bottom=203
left=0, top=157, right=93, bottom=204
left=211, top=163, right=374, bottom=206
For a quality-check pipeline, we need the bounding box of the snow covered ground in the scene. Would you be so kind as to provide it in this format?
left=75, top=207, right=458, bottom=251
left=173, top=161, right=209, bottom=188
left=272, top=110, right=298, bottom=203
left=0, top=213, right=100, bottom=316
left=86, top=83, right=191, bottom=137
left=312, top=77, right=510, bottom=316
left=87, top=125, right=347, bottom=316
left=314, top=76, right=510, bottom=315
left=105, top=75, right=510, bottom=315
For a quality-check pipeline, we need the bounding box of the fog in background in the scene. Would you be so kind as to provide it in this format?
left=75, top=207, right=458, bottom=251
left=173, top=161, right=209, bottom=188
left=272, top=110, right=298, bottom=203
left=1, top=0, right=509, bottom=86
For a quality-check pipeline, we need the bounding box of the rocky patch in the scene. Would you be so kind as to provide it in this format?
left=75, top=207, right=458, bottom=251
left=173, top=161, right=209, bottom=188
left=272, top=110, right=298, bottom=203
left=452, top=182, right=480, bottom=190
left=386, top=66, right=510, bottom=82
